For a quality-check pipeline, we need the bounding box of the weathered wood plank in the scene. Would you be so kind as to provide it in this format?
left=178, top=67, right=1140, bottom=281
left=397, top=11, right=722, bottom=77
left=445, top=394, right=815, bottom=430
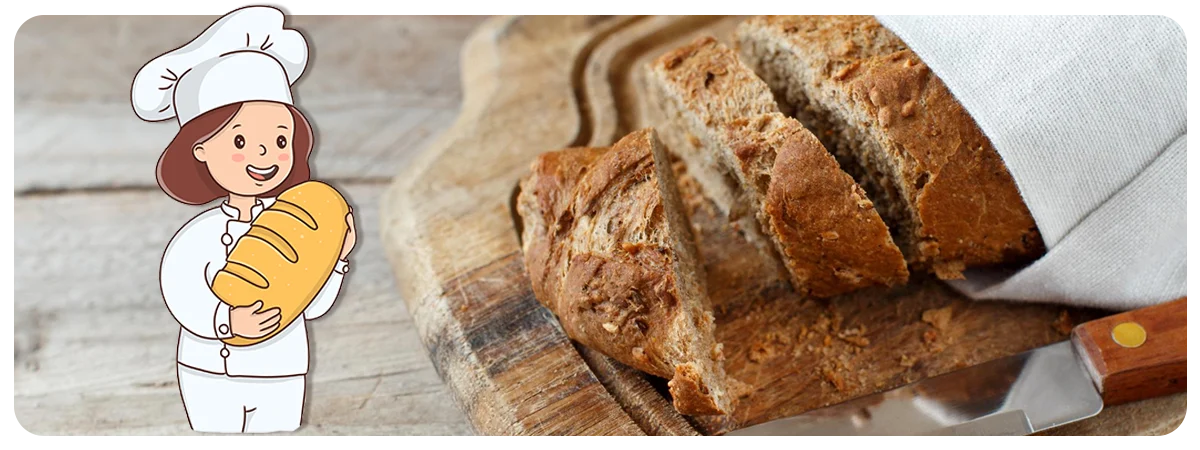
left=380, top=14, right=1186, bottom=435
left=14, top=16, right=484, bottom=434
left=13, top=185, right=472, bottom=435
left=583, top=15, right=742, bottom=148
left=14, top=15, right=484, bottom=192
left=18, top=14, right=1185, bottom=436
left=382, top=15, right=651, bottom=435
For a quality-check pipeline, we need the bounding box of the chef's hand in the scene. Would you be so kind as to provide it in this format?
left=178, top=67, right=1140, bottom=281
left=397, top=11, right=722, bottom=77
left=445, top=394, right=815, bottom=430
left=230, top=300, right=281, bottom=338
left=340, top=211, right=357, bottom=260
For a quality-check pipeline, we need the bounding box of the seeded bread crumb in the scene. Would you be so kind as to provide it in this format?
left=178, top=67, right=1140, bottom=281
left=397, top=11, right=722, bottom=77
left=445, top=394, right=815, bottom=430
left=517, top=128, right=735, bottom=415
left=736, top=15, right=1044, bottom=278
left=648, top=36, right=907, bottom=297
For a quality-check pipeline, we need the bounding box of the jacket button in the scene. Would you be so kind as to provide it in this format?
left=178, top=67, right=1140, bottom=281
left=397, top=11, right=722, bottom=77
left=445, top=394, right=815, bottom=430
left=221, top=233, right=233, bottom=246
left=220, top=348, right=230, bottom=358
left=218, top=324, right=229, bottom=335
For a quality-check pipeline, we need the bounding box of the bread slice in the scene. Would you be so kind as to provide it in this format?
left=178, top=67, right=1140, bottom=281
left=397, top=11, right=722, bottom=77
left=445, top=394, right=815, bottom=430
left=736, top=15, right=1043, bottom=279
left=641, top=36, right=787, bottom=282
left=517, top=128, right=734, bottom=415
left=648, top=36, right=908, bottom=297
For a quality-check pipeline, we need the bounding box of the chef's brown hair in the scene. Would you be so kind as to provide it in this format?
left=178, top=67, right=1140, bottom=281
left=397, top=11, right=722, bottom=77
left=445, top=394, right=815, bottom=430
left=156, top=102, right=313, bottom=205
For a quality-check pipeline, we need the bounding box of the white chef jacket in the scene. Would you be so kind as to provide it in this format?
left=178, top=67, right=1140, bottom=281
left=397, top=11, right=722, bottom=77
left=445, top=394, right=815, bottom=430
left=161, top=197, right=348, bottom=377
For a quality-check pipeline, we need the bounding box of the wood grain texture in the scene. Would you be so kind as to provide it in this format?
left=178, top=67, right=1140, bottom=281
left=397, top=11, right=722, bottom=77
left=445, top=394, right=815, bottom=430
left=1072, top=298, right=1187, bottom=406
left=670, top=174, right=1099, bottom=433
left=382, top=15, right=1187, bottom=435
left=14, top=15, right=484, bottom=192
left=582, top=15, right=739, bottom=147
left=575, top=346, right=699, bottom=435
left=14, top=185, right=470, bottom=435
left=15, top=14, right=1183, bottom=436
left=382, top=15, right=648, bottom=435
left=13, top=15, right=483, bottom=435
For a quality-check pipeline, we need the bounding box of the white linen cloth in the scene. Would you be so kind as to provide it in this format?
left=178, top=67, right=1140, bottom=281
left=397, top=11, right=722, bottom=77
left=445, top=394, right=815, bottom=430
left=876, top=16, right=1185, bottom=310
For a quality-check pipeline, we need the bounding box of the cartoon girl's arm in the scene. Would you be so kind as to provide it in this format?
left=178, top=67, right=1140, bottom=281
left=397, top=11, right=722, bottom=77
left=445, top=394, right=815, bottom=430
left=160, top=227, right=236, bottom=340
left=304, top=260, right=348, bottom=320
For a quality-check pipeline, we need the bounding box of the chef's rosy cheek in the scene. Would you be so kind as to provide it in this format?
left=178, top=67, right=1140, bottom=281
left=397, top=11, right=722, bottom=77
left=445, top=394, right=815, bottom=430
left=232, top=153, right=246, bottom=162
left=278, top=153, right=290, bottom=161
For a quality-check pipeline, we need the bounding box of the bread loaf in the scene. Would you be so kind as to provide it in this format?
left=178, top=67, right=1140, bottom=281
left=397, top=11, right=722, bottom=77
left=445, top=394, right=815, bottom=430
left=736, top=16, right=1044, bottom=279
left=214, top=181, right=350, bottom=346
left=517, top=128, right=735, bottom=415
left=648, top=37, right=908, bottom=297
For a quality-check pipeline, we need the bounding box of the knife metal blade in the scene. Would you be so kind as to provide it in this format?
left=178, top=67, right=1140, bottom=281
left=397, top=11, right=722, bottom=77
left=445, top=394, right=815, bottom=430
left=726, top=340, right=1103, bottom=436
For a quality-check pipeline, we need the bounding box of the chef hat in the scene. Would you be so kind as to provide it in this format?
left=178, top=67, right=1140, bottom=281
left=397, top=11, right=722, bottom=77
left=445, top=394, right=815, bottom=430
left=131, top=6, right=308, bottom=126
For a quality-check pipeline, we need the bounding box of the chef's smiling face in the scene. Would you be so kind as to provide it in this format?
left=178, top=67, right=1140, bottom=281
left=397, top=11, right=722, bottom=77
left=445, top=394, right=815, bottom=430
left=193, top=101, right=295, bottom=197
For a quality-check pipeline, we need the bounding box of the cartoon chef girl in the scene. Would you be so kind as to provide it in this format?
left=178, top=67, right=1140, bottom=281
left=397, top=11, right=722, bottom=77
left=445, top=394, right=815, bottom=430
left=130, top=7, right=355, bottom=433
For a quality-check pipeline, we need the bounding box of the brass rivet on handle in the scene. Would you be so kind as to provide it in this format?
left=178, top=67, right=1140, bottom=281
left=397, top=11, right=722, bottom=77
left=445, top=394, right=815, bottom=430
left=1111, top=322, right=1147, bottom=348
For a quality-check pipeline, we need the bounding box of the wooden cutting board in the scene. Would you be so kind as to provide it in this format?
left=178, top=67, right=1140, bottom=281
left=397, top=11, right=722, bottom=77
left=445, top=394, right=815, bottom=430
left=380, top=15, right=1185, bottom=435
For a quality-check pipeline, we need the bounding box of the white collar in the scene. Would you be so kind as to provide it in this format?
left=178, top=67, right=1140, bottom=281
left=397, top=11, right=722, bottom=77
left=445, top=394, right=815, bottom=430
left=219, top=197, right=277, bottom=221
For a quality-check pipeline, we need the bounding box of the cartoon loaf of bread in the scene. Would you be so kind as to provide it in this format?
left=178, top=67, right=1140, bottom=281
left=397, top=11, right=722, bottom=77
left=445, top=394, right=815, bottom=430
left=213, top=181, right=350, bottom=346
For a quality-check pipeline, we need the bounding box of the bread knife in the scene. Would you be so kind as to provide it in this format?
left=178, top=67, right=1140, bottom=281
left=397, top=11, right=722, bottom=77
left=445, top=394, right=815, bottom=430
left=726, top=297, right=1186, bottom=436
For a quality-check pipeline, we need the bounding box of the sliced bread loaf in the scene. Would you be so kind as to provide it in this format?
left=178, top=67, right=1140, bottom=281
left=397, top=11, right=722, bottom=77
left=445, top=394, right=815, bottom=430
left=736, top=15, right=1043, bottom=279
left=649, top=36, right=908, bottom=297
left=642, top=36, right=787, bottom=283
left=517, top=128, right=734, bottom=415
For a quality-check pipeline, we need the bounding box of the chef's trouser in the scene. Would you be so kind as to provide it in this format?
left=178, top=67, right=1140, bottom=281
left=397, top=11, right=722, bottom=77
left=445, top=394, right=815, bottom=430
left=177, top=363, right=305, bottom=433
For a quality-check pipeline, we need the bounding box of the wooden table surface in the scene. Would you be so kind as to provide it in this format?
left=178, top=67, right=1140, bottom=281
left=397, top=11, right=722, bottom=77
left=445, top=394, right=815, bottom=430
left=13, top=15, right=1185, bottom=436
left=14, top=15, right=484, bottom=435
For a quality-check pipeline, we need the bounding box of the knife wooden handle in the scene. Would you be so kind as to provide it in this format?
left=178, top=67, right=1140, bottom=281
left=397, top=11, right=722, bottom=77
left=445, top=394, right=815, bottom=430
left=1071, top=297, right=1186, bottom=406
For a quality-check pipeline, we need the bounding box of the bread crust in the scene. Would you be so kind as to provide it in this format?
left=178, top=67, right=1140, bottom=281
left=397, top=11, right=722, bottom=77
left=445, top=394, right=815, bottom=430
left=642, top=36, right=789, bottom=284
left=649, top=37, right=907, bottom=297
left=651, top=37, right=779, bottom=129
left=749, top=114, right=909, bottom=295
left=847, top=49, right=1044, bottom=275
left=517, top=129, right=732, bottom=415
left=737, top=16, right=1044, bottom=278
left=213, top=181, right=350, bottom=346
